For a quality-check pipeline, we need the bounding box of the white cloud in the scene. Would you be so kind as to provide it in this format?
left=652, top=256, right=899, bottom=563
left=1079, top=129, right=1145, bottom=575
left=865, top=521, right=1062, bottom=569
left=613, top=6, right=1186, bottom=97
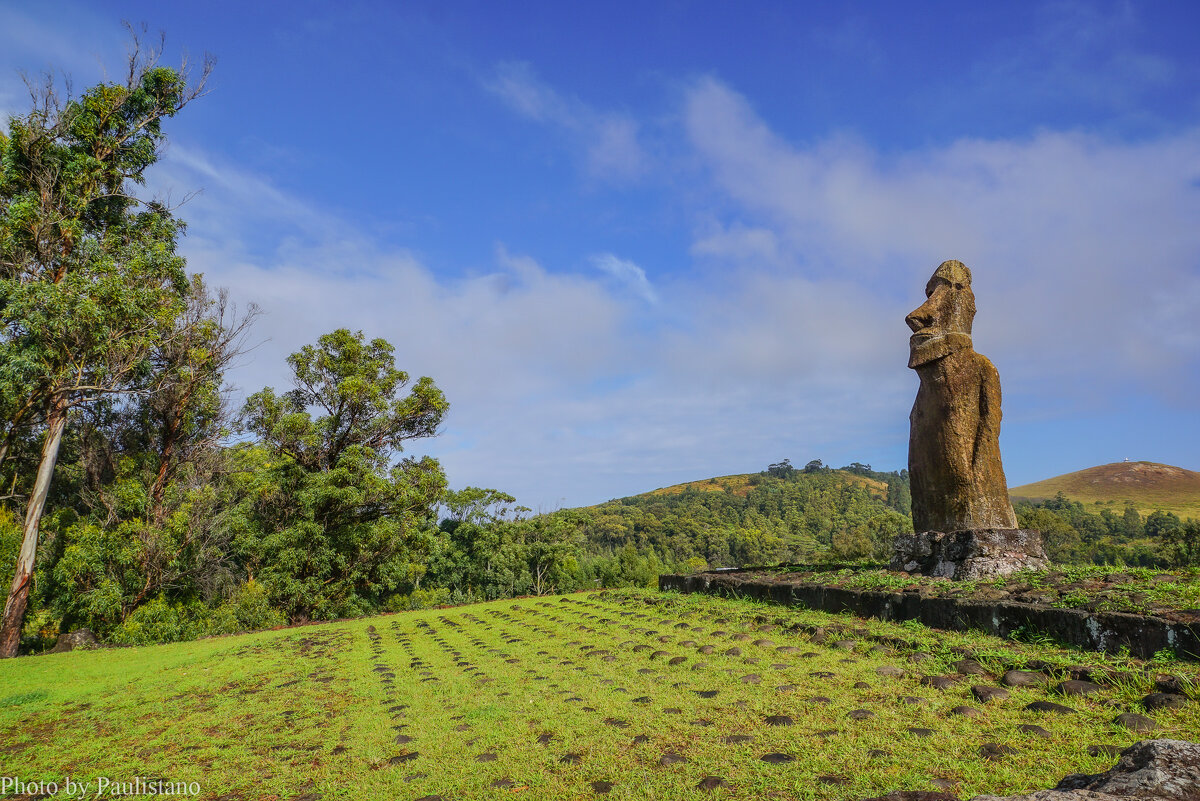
left=682, top=77, right=1200, bottom=410
left=485, top=61, right=566, bottom=123
left=591, top=253, right=658, bottom=304
left=152, top=134, right=911, bottom=507
left=485, top=61, right=647, bottom=181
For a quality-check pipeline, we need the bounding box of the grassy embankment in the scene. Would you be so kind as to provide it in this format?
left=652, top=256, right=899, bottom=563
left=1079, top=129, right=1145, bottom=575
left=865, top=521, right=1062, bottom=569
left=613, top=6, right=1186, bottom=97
left=1, top=589, right=1198, bottom=800
left=758, top=564, right=1200, bottom=618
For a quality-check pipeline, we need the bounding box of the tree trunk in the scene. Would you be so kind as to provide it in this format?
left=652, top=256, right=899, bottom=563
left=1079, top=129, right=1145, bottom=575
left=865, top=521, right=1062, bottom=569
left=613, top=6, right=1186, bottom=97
left=0, top=398, right=68, bottom=658
left=148, top=413, right=180, bottom=524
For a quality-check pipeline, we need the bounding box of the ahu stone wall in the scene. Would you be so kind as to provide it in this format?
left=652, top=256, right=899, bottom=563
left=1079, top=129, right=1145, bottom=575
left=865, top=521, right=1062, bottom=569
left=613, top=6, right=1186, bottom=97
left=658, top=570, right=1200, bottom=661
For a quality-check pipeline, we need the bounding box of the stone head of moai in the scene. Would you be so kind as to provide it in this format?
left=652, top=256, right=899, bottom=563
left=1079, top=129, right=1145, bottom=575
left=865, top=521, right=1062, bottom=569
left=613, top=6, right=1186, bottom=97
left=905, top=259, right=976, bottom=368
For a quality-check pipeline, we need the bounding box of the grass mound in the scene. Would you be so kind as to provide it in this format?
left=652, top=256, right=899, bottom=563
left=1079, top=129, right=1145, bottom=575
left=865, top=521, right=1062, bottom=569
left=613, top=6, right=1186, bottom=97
left=1, top=590, right=1198, bottom=799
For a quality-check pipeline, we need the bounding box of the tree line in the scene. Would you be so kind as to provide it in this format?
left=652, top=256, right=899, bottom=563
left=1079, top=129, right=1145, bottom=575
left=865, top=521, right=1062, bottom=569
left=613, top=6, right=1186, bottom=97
left=1015, top=493, right=1200, bottom=568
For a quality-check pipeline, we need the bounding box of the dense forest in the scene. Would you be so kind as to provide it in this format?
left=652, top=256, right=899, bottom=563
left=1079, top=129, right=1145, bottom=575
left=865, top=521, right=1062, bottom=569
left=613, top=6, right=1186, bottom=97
left=1, top=50, right=1197, bottom=655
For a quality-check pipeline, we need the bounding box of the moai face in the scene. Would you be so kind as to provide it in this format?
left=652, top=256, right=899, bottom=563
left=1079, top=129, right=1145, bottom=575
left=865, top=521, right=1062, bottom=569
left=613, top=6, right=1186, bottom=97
left=906, top=260, right=976, bottom=367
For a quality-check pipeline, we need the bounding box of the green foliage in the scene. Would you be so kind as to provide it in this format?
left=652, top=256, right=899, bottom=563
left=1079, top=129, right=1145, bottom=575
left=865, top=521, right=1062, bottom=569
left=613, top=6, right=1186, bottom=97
left=384, top=587, right=452, bottom=612
left=0, top=49, right=213, bottom=654
left=0, top=57, right=199, bottom=449
left=766, top=459, right=794, bottom=478
left=577, top=468, right=912, bottom=568
left=238, top=329, right=449, bottom=622
left=108, top=595, right=207, bottom=646
left=206, top=579, right=285, bottom=636
left=1166, top=520, right=1200, bottom=567
left=830, top=525, right=874, bottom=561
left=1146, top=510, right=1184, bottom=539
left=0, top=509, right=19, bottom=579
left=1015, top=494, right=1198, bottom=567
left=45, top=474, right=237, bottom=639
left=241, top=329, right=446, bottom=473
left=50, top=520, right=140, bottom=632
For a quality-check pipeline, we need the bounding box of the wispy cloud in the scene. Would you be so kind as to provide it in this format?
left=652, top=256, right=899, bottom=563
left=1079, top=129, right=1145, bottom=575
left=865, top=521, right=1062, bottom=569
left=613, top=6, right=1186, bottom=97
left=973, top=0, right=1176, bottom=114
left=484, top=61, right=647, bottom=181
left=591, top=253, right=658, bottom=304
left=153, top=131, right=911, bottom=506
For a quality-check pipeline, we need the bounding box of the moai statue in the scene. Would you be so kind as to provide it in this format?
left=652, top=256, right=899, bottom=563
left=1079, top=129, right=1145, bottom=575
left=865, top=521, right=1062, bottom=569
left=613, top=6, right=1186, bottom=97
left=905, top=259, right=1017, bottom=532
left=893, top=260, right=1047, bottom=579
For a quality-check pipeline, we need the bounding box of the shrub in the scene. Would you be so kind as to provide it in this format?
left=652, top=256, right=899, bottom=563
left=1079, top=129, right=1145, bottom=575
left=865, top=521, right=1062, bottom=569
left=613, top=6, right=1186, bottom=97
left=384, top=587, right=452, bottom=612
left=109, top=596, right=207, bottom=646
left=207, top=580, right=286, bottom=635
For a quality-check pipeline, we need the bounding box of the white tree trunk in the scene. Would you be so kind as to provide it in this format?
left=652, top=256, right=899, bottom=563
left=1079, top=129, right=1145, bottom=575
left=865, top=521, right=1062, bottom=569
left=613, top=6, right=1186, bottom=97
left=0, top=399, right=68, bottom=657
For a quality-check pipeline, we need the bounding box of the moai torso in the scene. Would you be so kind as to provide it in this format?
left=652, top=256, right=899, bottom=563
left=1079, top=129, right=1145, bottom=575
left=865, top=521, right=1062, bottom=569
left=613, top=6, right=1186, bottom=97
left=906, top=261, right=1017, bottom=533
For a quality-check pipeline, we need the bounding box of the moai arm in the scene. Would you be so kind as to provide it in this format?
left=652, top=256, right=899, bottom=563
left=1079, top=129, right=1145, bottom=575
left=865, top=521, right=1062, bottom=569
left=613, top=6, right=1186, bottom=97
left=974, top=357, right=1003, bottom=472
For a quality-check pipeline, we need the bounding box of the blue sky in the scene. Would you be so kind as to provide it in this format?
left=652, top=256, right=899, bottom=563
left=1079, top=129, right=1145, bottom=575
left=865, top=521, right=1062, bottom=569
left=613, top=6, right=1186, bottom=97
left=2, top=1, right=1198, bottom=510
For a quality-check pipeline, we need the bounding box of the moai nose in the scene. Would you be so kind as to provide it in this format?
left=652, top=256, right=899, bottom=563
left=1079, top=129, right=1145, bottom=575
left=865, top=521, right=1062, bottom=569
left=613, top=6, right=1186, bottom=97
left=906, top=309, right=932, bottom=332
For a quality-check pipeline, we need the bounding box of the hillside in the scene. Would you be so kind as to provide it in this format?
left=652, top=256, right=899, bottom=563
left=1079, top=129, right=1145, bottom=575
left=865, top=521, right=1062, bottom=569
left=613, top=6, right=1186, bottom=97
left=1011, top=461, right=1200, bottom=521
left=644, top=470, right=889, bottom=500
left=577, top=466, right=911, bottom=568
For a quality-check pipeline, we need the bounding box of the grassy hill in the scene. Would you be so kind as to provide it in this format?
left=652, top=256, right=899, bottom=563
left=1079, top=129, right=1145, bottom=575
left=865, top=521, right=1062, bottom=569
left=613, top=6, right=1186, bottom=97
left=647, top=473, right=757, bottom=498
left=579, top=466, right=909, bottom=568
left=1011, top=461, right=1200, bottom=521
left=644, top=470, right=888, bottom=500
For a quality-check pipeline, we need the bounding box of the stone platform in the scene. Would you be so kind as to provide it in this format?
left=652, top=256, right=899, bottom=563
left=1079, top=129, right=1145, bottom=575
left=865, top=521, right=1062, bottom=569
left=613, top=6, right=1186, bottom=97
left=658, top=566, right=1200, bottom=661
left=891, top=528, right=1049, bottom=580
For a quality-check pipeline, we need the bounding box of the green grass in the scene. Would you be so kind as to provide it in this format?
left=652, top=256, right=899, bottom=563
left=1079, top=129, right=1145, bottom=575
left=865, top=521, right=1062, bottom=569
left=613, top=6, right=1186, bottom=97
left=1, top=589, right=1198, bottom=800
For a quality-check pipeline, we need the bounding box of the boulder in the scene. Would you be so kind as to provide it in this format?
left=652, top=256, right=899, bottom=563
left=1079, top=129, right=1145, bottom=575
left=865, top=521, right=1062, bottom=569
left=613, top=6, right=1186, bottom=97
left=49, top=628, right=99, bottom=654
left=969, top=740, right=1200, bottom=801
left=969, top=792, right=1126, bottom=800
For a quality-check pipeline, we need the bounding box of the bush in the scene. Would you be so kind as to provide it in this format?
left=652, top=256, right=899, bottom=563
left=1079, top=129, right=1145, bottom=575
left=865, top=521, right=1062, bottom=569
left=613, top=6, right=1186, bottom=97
left=384, top=587, right=452, bottom=612
left=109, top=596, right=207, bottom=646
left=830, top=526, right=874, bottom=561
left=207, top=580, right=286, bottom=636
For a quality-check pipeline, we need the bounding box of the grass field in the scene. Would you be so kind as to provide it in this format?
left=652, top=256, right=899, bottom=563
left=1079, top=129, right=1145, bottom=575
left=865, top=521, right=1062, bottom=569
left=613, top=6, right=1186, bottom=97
left=1, top=589, right=1198, bottom=800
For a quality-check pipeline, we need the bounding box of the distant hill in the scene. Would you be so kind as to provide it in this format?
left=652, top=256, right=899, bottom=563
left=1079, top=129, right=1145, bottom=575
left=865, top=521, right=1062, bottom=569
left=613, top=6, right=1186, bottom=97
left=578, top=466, right=911, bottom=567
left=645, top=471, right=889, bottom=501
left=1010, top=461, right=1200, bottom=520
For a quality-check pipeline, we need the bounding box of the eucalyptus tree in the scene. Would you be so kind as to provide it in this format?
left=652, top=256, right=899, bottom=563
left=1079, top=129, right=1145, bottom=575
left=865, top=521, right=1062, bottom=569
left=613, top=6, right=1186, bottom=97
left=46, top=277, right=259, bottom=637
left=0, top=39, right=210, bottom=656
